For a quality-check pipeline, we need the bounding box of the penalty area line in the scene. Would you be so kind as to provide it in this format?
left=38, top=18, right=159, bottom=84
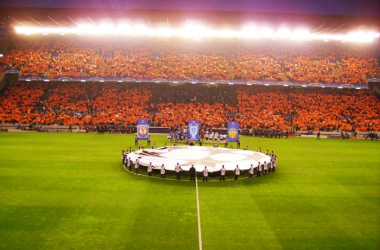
left=195, top=176, right=203, bottom=250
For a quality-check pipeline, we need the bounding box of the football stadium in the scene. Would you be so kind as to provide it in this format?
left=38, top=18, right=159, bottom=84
left=0, top=1, right=379, bottom=249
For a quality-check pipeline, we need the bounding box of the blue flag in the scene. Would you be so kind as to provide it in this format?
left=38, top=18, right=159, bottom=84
left=137, top=119, right=149, bottom=140
left=188, top=120, right=200, bottom=141
left=227, top=121, right=239, bottom=142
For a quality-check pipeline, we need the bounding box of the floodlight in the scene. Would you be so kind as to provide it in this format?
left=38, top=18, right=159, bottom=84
left=134, top=24, right=152, bottom=36
left=276, top=28, right=291, bottom=39
left=292, top=29, right=310, bottom=40
left=216, top=29, right=236, bottom=38
left=260, top=28, right=274, bottom=38
left=154, top=28, right=173, bottom=37
left=12, top=23, right=379, bottom=44
left=99, top=24, right=115, bottom=34
left=180, top=23, right=207, bottom=38
left=240, top=26, right=258, bottom=38
left=116, top=24, right=132, bottom=35
left=76, top=24, right=96, bottom=35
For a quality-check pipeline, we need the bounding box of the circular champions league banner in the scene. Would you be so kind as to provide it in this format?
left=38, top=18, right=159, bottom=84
left=126, top=146, right=271, bottom=172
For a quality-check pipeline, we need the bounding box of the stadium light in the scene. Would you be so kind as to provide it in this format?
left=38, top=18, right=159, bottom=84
left=259, top=28, right=274, bottom=38
left=13, top=24, right=380, bottom=43
left=154, top=27, right=173, bottom=37
left=134, top=24, right=152, bottom=36
left=292, top=29, right=310, bottom=40
left=276, top=28, right=291, bottom=39
left=116, top=24, right=132, bottom=35
left=217, top=29, right=237, bottom=38
left=99, top=24, right=115, bottom=34
left=180, top=23, right=208, bottom=38
left=240, top=26, right=258, bottom=38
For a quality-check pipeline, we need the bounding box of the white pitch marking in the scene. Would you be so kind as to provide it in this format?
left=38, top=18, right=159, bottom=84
left=195, top=176, right=203, bottom=250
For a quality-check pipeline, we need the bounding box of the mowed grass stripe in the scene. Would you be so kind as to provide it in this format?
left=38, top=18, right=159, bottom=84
left=0, top=132, right=379, bottom=249
left=0, top=133, right=198, bottom=250
left=196, top=136, right=379, bottom=250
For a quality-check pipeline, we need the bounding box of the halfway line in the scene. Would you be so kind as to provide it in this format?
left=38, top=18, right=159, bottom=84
left=195, top=176, right=203, bottom=250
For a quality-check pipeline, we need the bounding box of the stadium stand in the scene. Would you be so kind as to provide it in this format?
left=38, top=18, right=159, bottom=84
left=4, top=37, right=379, bottom=84
left=0, top=82, right=379, bottom=132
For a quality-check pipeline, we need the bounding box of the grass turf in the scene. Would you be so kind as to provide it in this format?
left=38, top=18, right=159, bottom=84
left=0, top=132, right=379, bottom=249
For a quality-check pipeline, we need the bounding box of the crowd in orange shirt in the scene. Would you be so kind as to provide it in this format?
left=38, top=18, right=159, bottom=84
left=5, top=37, right=379, bottom=84
left=235, top=86, right=380, bottom=131
left=232, top=42, right=379, bottom=84
left=0, top=82, right=152, bottom=126
left=0, top=82, right=379, bottom=131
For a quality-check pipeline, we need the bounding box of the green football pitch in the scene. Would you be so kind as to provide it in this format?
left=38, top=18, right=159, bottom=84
left=0, top=132, right=379, bottom=250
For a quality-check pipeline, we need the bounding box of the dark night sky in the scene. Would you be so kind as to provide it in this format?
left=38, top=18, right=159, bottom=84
left=1, top=0, right=379, bottom=16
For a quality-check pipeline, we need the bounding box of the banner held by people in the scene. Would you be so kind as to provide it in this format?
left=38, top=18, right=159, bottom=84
left=188, top=120, right=200, bottom=141
left=137, top=119, right=149, bottom=140
left=227, top=121, right=239, bottom=142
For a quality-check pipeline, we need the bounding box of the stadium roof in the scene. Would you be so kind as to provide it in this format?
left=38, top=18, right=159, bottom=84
left=1, top=0, right=379, bottom=17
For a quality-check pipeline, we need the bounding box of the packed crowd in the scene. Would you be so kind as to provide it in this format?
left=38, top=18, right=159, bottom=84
left=0, top=82, right=379, bottom=131
left=232, top=43, right=379, bottom=84
left=5, top=37, right=379, bottom=84
left=0, top=82, right=152, bottom=126
left=235, top=86, right=379, bottom=131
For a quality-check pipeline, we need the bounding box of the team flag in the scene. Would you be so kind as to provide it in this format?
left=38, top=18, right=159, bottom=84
left=137, top=119, right=149, bottom=140
left=227, top=121, right=239, bottom=142
left=188, top=120, right=200, bottom=141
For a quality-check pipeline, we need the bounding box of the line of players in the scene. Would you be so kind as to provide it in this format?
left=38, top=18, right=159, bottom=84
left=121, top=148, right=277, bottom=181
